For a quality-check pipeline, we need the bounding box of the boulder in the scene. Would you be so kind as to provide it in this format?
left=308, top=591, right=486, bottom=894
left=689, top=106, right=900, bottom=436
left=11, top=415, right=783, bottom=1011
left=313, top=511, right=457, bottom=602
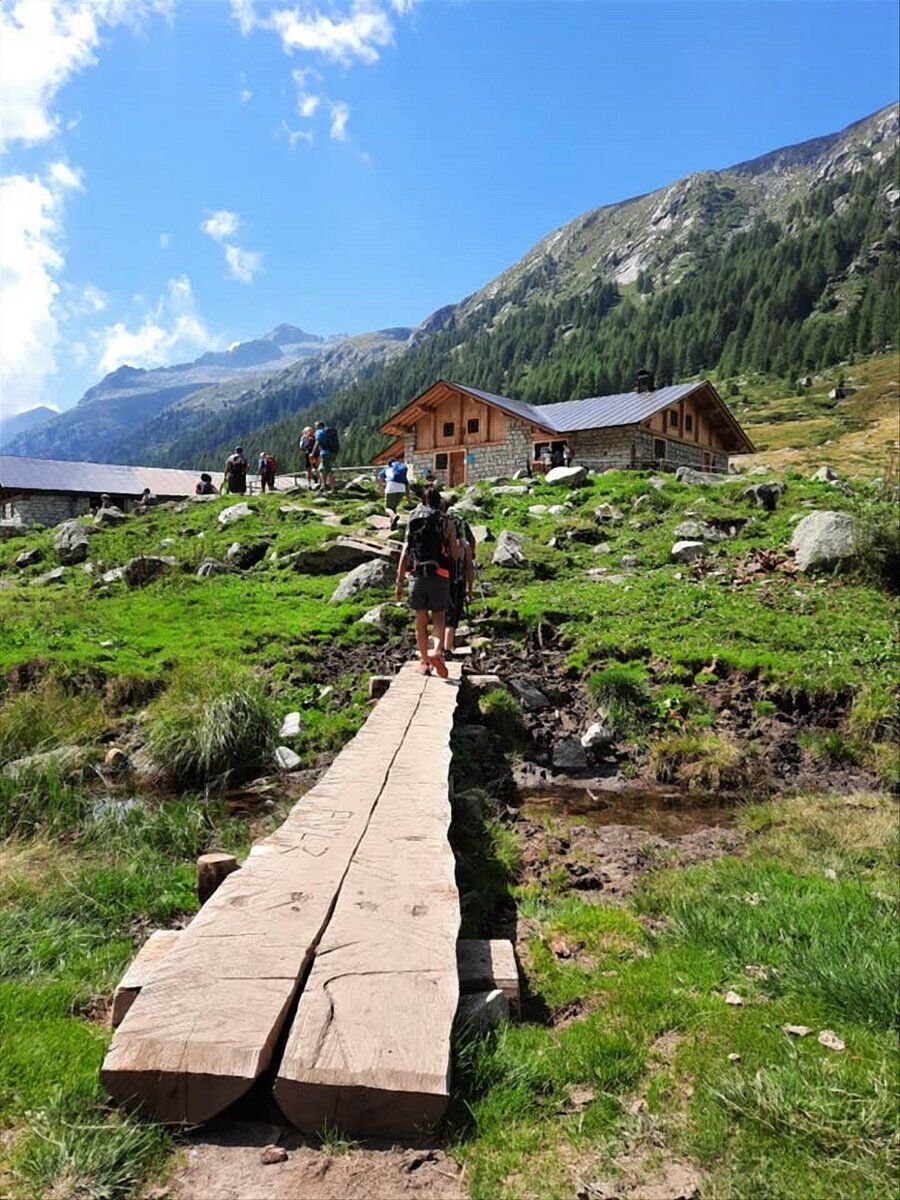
left=742, top=482, right=785, bottom=511
left=811, top=465, right=839, bottom=483
left=54, top=520, right=89, bottom=565
left=275, top=746, right=302, bottom=772
left=123, top=555, right=173, bottom=587
left=94, top=505, right=126, bottom=526
left=512, top=468, right=530, bottom=480
left=789, top=510, right=858, bottom=571
left=492, top=485, right=529, bottom=496
left=545, top=465, right=587, bottom=487
left=196, top=558, right=229, bottom=577
left=671, top=540, right=705, bottom=563
left=508, top=679, right=550, bottom=711
left=593, top=503, right=623, bottom=523
left=552, top=738, right=589, bottom=772
left=675, top=467, right=727, bottom=486
left=547, top=504, right=570, bottom=516
left=593, top=542, right=612, bottom=554
left=747, top=465, right=771, bottom=477
left=620, top=554, right=638, bottom=569
left=456, top=988, right=509, bottom=1035
left=358, top=604, right=388, bottom=627
left=280, top=712, right=303, bottom=740
left=673, top=519, right=727, bottom=542
left=581, top=722, right=615, bottom=750
left=470, top=525, right=494, bottom=544
left=3, top=744, right=85, bottom=779
left=292, top=537, right=396, bottom=576
left=330, top=558, right=394, bottom=603
left=528, top=504, right=548, bottom=516
left=15, top=547, right=42, bottom=568
left=492, top=530, right=527, bottom=568
left=32, top=566, right=67, bottom=585
left=101, top=566, right=125, bottom=583
left=217, top=502, right=252, bottom=526
left=225, top=541, right=269, bottom=569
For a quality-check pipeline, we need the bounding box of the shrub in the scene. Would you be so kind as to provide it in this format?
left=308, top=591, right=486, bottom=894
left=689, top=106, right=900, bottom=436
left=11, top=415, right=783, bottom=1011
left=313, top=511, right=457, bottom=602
left=649, top=732, right=762, bottom=792
left=586, top=664, right=653, bottom=736
left=854, top=481, right=900, bottom=593
left=146, top=672, right=278, bottom=788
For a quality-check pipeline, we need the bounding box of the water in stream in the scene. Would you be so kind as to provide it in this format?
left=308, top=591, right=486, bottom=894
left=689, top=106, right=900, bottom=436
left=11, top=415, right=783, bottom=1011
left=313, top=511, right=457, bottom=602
left=521, top=785, right=737, bottom=837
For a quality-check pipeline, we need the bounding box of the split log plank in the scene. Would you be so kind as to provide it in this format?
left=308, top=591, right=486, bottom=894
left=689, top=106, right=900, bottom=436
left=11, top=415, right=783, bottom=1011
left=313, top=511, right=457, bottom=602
left=457, top=939, right=520, bottom=1014
left=101, top=664, right=436, bottom=1124
left=111, top=930, right=181, bottom=1028
left=275, top=664, right=462, bottom=1137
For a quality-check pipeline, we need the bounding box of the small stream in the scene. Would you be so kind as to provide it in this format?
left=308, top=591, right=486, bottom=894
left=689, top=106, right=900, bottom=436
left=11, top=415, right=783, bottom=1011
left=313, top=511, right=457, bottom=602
left=521, top=785, right=737, bottom=837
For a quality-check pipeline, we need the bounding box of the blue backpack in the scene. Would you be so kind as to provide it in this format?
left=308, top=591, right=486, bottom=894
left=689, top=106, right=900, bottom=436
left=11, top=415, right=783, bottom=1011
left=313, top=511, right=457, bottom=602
left=387, top=462, right=408, bottom=485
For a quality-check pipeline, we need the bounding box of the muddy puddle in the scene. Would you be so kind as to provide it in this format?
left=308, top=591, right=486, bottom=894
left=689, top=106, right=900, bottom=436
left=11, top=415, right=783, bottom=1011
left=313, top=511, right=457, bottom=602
left=521, top=786, right=737, bottom=837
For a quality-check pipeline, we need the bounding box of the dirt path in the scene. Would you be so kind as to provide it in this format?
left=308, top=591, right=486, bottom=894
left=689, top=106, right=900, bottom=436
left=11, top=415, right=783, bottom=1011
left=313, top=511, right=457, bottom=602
left=166, top=1121, right=466, bottom=1200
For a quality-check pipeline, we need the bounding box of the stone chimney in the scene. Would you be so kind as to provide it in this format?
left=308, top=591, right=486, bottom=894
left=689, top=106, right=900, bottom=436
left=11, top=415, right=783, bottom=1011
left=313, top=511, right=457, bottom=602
left=635, top=368, right=655, bottom=394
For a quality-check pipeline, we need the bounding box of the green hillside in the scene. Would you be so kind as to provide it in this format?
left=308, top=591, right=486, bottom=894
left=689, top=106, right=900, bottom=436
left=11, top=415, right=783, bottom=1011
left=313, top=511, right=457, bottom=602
left=1, top=465, right=897, bottom=1198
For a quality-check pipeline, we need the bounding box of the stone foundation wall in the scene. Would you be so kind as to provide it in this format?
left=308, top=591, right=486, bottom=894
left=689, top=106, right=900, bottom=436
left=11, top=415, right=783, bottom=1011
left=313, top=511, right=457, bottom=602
left=571, top=427, right=726, bottom=471
left=404, top=419, right=533, bottom=484
left=3, top=492, right=91, bottom=527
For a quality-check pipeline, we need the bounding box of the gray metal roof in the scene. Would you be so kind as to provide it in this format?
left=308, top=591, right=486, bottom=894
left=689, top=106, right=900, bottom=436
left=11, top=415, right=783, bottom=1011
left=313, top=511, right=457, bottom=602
left=529, top=382, right=705, bottom=433
left=0, top=455, right=224, bottom=497
left=447, top=383, right=549, bottom=428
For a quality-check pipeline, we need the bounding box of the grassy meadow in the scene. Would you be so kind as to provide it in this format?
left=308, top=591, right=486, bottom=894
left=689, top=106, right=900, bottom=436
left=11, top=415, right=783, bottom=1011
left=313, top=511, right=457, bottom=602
left=0, top=418, right=897, bottom=1197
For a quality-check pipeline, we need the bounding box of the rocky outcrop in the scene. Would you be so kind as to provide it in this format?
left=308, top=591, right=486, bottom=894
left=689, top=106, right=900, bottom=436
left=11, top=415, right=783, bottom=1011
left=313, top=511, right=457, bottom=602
left=671, top=540, right=705, bottom=563
left=293, top=537, right=396, bottom=576
left=492, top=530, right=527, bottom=568
left=545, top=465, right=587, bottom=487
left=330, top=559, right=394, bottom=603
left=123, top=556, right=174, bottom=587
left=218, top=502, right=252, bottom=526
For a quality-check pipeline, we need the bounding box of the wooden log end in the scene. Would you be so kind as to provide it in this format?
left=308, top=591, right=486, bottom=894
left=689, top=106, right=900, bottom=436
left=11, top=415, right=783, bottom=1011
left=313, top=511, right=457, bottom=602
left=274, top=1077, right=449, bottom=1138
left=196, top=852, right=239, bottom=905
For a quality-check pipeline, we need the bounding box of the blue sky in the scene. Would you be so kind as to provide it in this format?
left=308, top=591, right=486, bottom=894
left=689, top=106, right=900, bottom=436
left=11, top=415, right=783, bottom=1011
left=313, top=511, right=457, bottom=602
left=1, top=0, right=898, bottom=416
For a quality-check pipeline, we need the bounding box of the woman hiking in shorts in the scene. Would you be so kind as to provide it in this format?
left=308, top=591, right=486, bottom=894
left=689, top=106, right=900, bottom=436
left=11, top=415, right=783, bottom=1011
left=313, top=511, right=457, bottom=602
left=395, top=487, right=460, bottom=676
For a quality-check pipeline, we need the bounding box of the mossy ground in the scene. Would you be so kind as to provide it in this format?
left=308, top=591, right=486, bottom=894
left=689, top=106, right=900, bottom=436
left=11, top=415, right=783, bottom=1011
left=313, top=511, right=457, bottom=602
left=0, top=451, right=897, bottom=1197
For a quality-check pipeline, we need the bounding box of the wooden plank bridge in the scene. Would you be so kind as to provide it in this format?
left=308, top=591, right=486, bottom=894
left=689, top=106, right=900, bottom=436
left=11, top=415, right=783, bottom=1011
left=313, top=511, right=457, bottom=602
left=101, top=661, right=464, bottom=1135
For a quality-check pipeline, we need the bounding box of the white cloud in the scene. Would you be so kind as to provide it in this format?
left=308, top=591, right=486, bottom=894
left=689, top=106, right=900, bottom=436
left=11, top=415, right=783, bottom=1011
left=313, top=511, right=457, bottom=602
left=298, top=92, right=321, bottom=118
left=201, top=208, right=262, bottom=283
left=159, top=231, right=170, bottom=249
left=0, top=0, right=175, bottom=150
left=390, top=0, right=418, bottom=12
left=0, top=163, right=83, bottom=415
left=79, top=282, right=106, bottom=312
left=201, top=209, right=240, bottom=242
left=281, top=120, right=315, bottom=150
left=268, top=4, right=393, bottom=65
left=230, top=0, right=256, bottom=36
left=95, top=275, right=217, bottom=375
left=223, top=244, right=262, bottom=284
left=239, top=86, right=253, bottom=103
left=291, top=66, right=319, bottom=90
left=329, top=100, right=350, bottom=141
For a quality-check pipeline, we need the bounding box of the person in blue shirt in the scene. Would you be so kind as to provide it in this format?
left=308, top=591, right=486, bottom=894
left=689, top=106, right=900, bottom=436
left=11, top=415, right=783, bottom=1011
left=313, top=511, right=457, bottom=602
left=314, top=421, right=338, bottom=492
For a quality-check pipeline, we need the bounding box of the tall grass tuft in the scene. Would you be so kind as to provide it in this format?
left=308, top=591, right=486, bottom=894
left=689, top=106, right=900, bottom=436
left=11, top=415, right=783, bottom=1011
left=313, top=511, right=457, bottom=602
left=0, top=760, right=89, bottom=839
left=854, top=478, right=900, bottom=593
left=649, top=731, right=763, bottom=792
left=0, top=677, right=108, bottom=765
left=146, top=672, right=278, bottom=788
left=586, top=664, right=653, bottom=736
left=478, top=687, right=529, bottom=751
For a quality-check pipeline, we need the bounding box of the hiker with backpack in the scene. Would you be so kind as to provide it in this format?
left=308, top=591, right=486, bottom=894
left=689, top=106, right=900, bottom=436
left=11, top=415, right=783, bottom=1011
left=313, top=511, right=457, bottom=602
left=195, top=473, right=218, bottom=495
left=257, top=451, right=277, bottom=493
left=299, top=426, right=317, bottom=488
left=224, top=446, right=248, bottom=495
left=395, top=487, right=460, bottom=677
left=383, top=458, right=410, bottom=529
left=443, top=502, right=476, bottom=655
left=314, top=421, right=339, bottom=492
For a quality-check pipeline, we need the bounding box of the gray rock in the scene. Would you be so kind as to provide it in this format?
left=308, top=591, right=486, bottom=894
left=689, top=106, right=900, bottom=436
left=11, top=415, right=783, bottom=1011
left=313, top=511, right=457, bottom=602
left=293, top=537, right=396, bottom=576
left=492, top=530, right=527, bottom=568
left=54, top=520, right=89, bottom=565
left=15, top=547, right=42, bottom=568
left=358, top=604, right=388, bottom=627
left=3, top=744, right=84, bottom=779
left=279, top=712, right=303, bottom=739
left=217, top=502, right=252, bottom=526
left=94, top=505, right=126, bottom=526
left=553, top=738, right=589, bottom=772
left=593, top=542, right=612, bottom=554
left=528, top=504, right=548, bottom=516
left=675, top=467, right=727, bottom=486
left=647, top=475, right=666, bottom=489
left=581, top=722, right=615, bottom=750
left=547, top=504, right=570, bottom=516
left=330, top=558, right=394, bottom=603
left=747, top=465, right=771, bottom=477
left=32, top=566, right=67, bottom=585
left=123, top=555, right=173, bottom=586
left=811, top=465, right=839, bottom=483
left=101, top=566, right=125, bottom=583
left=742, top=482, right=785, bottom=511
left=673, top=519, right=727, bottom=542
left=545, top=465, right=587, bottom=486
left=620, top=554, right=638, bottom=569
left=671, top=540, right=705, bottom=563
left=492, top=485, right=530, bottom=496
left=196, top=557, right=229, bottom=577
left=225, top=541, right=269, bottom=569
left=457, top=988, right=509, bottom=1035
left=274, top=745, right=302, bottom=772
left=790, top=510, right=858, bottom=571
left=508, top=678, right=549, bottom=710
left=260, top=1145, right=289, bottom=1166
left=512, top=468, right=529, bottom=480
left=593, top=503, right=623, bottom=523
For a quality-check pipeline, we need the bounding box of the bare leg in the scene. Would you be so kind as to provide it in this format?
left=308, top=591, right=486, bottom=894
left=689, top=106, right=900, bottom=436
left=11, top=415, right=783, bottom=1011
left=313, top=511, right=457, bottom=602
left=414, top=610, right=430, bottom=667
left=444, top=624, right=456, bottom=652
left=432, top=610, right=446, bottom=651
